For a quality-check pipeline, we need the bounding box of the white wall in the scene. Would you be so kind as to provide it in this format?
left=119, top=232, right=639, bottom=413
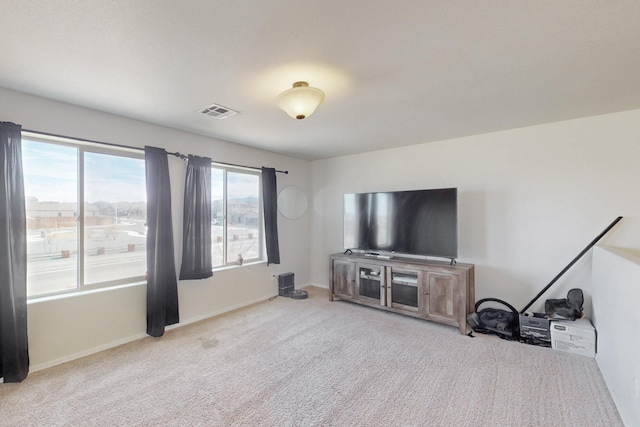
left=4, top=84, right=640, bottom=377
left=592, top=246, right=640, bottom=427
left=310, top=108, right=640, bottom=316
left=0, top=87, right=312, bottom=370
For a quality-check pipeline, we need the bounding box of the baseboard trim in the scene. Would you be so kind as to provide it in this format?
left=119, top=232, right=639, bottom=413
left=30, top=332, right=148, bottom=373
left=166, top=293, right=276, bottom=330
left=305, top=282, right=328, bottom=289
left=30, top=293, right=277, bottom=374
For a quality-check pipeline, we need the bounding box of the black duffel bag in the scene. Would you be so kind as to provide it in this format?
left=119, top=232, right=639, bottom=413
left=545, top=288, right=584, bottom=320
left=467, top=298, right=520, bottom=340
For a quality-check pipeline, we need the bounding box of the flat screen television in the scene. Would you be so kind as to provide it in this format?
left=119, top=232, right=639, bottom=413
left=343, top=188, right=457, bottom=259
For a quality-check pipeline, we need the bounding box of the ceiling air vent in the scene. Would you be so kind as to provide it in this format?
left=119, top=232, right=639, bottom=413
left=199, top=103, right=238, bottom=120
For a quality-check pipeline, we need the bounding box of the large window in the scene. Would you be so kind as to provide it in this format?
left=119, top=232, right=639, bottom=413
left=22, top=134, right=146, bottom=298
left=211, top=166, right=262, bottom=267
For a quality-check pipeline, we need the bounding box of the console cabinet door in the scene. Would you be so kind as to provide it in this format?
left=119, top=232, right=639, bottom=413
left=388, top=267, right=420, bottom=312
left=356, top=263, right=386, bottom=306
left=332, top=259, right=355, bottom=299
left=421, top=271, right=458, bottom=323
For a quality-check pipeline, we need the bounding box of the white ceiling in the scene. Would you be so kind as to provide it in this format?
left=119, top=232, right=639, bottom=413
left=1, top=1, right=639, bottom=160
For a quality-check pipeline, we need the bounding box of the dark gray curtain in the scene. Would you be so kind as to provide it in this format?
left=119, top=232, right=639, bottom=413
left=0, top=122, right=29, bottom=382
left=179, top=155, right=212, bottom=280
left=261, top=167, right=280, bottom=265
left=145, top=146, right=179, bottom=337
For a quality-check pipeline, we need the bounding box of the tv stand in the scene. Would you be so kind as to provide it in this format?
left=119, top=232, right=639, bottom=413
left=330, top=253, right=475, bottom=334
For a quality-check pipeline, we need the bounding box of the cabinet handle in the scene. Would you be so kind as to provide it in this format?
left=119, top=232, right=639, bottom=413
left=423, top=291, right=428, bottom=295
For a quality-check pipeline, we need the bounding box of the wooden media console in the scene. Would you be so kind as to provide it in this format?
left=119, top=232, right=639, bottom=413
left=330, top=253, right=475, bottom=334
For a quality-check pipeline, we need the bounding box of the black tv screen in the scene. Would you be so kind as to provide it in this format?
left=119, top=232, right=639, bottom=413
left=343, top=188, right=457, bottom=259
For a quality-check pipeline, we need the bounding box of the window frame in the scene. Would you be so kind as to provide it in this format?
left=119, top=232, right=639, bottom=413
left=22, top=132, right=146, bottom=299
left=211, top=162, right=264, bottom=268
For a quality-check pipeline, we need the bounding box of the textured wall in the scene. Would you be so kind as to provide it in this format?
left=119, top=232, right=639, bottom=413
left=0, top=87, right=311, bottom=369
left=310, top=108, right=640, bottom=315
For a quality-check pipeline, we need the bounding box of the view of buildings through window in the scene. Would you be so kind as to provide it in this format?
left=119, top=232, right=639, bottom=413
left=22, top=136, right=263, bottom=298
left=22, top=137, right=146, bottom=298
left=211, top=167, right=262, bottom=267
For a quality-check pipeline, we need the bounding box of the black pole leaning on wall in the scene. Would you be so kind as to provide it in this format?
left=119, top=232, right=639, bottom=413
left=519, top=216, right=623, bottom=314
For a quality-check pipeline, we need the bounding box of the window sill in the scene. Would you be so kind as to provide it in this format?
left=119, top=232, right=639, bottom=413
left=27, top=280, right=147, bottom=305
left=27, top=259, right=269, bottom=303
left=211, top=259, right=267, bottom=273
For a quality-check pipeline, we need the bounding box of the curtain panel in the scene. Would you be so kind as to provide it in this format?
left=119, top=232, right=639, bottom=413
left=0, top=122, right=29, bottom=382
left=144, top=146, right=179, bottom=337
left=261, top=167, right=280, bottom=265
left=179, top=155, right=212, bottom=280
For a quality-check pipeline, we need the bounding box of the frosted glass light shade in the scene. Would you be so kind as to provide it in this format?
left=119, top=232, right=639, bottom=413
left=277, top=81, right=325, bottom=120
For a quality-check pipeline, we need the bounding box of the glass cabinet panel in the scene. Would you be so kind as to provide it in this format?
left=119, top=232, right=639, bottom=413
left=391, top=270, right=419, bottom=309
left=358, top=264, right=383, bottom=302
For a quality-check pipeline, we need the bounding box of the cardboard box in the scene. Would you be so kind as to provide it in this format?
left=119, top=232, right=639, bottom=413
left=550, top=318, right=596, bottom=357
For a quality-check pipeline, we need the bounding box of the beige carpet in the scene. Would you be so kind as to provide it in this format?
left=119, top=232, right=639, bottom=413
left=1, top=286, right=623, bottom=426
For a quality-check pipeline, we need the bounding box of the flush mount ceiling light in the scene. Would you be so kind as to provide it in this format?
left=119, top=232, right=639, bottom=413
left=277, top=81, right=325, bottom=120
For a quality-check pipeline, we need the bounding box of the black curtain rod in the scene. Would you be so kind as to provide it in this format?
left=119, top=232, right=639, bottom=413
left=23, top=128, right=143, bottom=152
left=219, top=160, right=288, bottom=175
left=166, top=151, right=288, bottom=174
left=23, top=128, right=288, bottom=174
